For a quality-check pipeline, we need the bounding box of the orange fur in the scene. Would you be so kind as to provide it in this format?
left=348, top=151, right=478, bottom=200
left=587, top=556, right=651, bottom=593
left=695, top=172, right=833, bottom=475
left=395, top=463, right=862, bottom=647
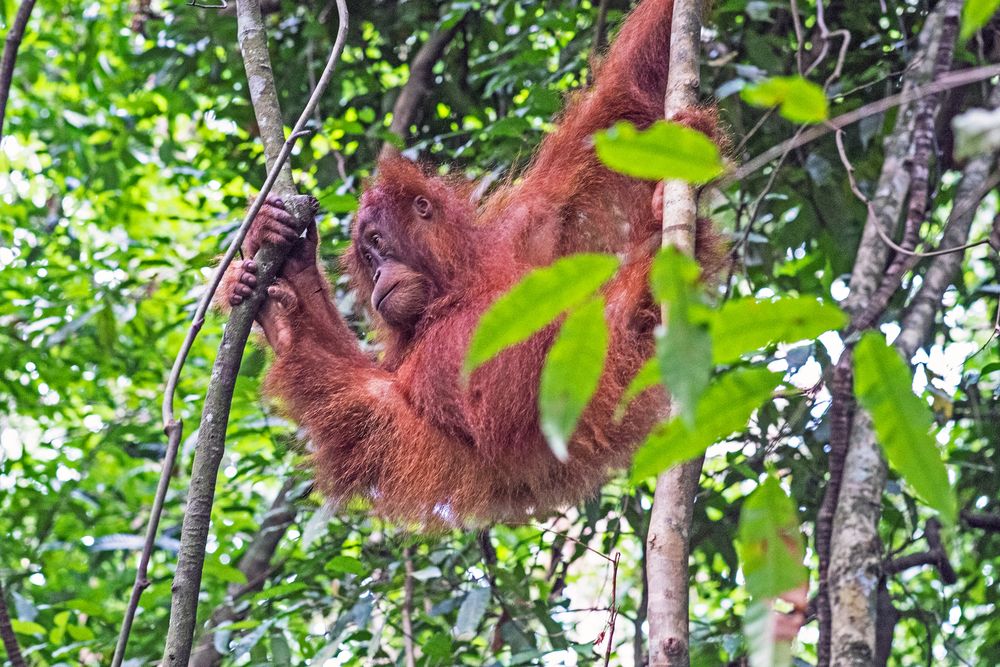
left=235, top=0, right=727, bottom=526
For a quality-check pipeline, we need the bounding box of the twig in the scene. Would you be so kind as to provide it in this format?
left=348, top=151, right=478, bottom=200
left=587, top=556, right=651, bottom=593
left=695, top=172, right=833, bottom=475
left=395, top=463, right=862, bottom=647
left=117, top=2, right=348, bottom=666
left=884, top=519, right=956, bottom=584
left=401, top=547, right=416, bottom=667
left=0, top=580, right=26, bottom=667
left=601, top=552, right=621, bottom=667
left=0, top=0, right=37, bottom=139
left=719, top=63, right=1000, bottom=189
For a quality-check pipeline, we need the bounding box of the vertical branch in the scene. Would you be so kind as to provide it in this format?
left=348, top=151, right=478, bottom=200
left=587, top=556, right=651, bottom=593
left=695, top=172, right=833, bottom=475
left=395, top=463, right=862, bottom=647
left=0, top=580, right=26, bottom=667
left=826, top=2, right=962, bottom=664
left=646, top=2, right=705, bottom=665
left=0, top=0, right=37, bottom=138
left=379, top=21, right=464, bottom=161
left=401, top=547, right=416, bottom=667
left=189, top=478, right=303, bottom=667
left=156, top=1, right=349, bottom=664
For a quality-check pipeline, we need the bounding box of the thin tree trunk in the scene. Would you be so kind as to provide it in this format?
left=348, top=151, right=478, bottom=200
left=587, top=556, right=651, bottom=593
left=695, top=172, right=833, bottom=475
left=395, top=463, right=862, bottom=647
left=646, top=2, right=705, bottom=664
left=826, top=2, right=963, bottom=664
left=0, top=0, right=37, bottom=138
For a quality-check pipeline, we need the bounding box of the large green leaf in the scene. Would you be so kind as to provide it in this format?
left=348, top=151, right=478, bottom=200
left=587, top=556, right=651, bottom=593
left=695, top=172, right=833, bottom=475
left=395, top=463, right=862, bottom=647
left=631, top=367, right=781, bottom=480
left=744, top=600, right=794, bottom=667
left=657, top=315, right=712, bottom=425
left=464, top=253, right=619, bottom=374
left=539, top=298, right=609, bottom=461
left=854, top=333, right=957, bottom=524
left=594, top=120, right=725, bottom=183
left=616, top=357, right=659, bottom=420
left=741, top=76, right=829, bottom=124
left=737, top=475, right=807, bottom=599
left=709, top=297, right=846, bottom=364
left=961, top=0, right=1000, bottom=40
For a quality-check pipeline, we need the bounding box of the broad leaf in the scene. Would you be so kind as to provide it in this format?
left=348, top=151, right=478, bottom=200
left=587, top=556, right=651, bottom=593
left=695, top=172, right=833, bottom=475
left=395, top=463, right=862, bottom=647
left=464, top=253, right=619, bottom=374
left=952, top=106, right=1000, bottom=159
left=744, top=599, right=793, bottom=667
left=854, top=333, right=957, bottom=524
left=961, top=0, right=1000, bottom=40
left=455, top=587, right=491, bottom=640
left=616, top=357, right=659, bottom=420
left=631, top=367, right=781, bottom=480
left=657, top=315, right=712, bottom=425
left=741, top=76, right=829, bottom=124
left=737, top=475, right=807, bottom=599
left=709, top=297, right=846, bottom=364
left=594, top=120, right=725, bottom=183
left=539, top=298, right=609, bottom=461
left=649, top=247, right=703, bottom=307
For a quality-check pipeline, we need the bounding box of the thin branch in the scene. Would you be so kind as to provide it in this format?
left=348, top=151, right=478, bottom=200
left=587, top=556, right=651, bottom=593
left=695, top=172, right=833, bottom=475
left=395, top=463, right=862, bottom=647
left=0, top=580, right=26, bottom=667
left=719, top=63, right=1000, bottom=189
left=647, top=1, right=706, bottom=665
left=401, top=547, right=416, bottom=667
left=379, top=20, right=464, bottom=160
left=189, top=478, right=304, bottom=667
left=884, top=519, right=957, bottom=584
left=0, top=0, right=37, bottom=139
left=114, top=2, right=348, bottom=665
left=961, top=510, right=1000, bottom=531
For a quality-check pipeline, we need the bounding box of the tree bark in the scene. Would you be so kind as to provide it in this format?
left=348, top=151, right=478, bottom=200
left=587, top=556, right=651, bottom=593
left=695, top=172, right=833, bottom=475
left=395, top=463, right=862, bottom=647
left=0, top=580, right=26, bottom=667
left=647, top=2, right=706, bottom=663
left=827, top=3, right=965, bottom=664
left=160, top=1, right=348, bottom=663
left=0, top=0, right=38, bottom=138
left=189, top=479, right=303, bottom=667
left=379, top=21, right=463, bottom=160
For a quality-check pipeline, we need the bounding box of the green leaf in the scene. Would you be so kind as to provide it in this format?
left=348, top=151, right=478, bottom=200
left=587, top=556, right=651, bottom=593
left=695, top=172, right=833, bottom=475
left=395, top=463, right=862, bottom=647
left=11, top=619, right=45, bottom=636
left=657, top=316, right=712, bottom=424
left=709, top=297, right=846, bottom=364
left=455, top=587, right=491, bottom=641
left=737, top=475, right=807, bottom=599
left=631, top=367, right=781, bottom=480
left=649, top=247, right=703, bottom=306
left=464, top=254, right=619, bottom=374
left=325, top=555, right=366, bottom=575
left=854, top=333, right=957, bottom=524
left=616, top=358, right=660, bottom=420
left=744, top=599, right=794, bottom=667
left=539, top=298, right=609, bottom=461
left=741, top=76, right=829, bottom=124
left=961, top=0, right=1000, bottom=40
left=594, top=120, right=725, bottom=183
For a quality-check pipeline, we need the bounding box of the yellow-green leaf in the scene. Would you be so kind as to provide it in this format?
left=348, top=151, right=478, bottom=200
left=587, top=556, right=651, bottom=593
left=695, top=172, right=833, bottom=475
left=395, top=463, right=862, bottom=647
left=595, top=120, right=724, bottom=183
left=464, top=253, right=619, bottom=375
left=741, top=76, right=829, bottom=124
left=854, top=333, right=957, bottom=524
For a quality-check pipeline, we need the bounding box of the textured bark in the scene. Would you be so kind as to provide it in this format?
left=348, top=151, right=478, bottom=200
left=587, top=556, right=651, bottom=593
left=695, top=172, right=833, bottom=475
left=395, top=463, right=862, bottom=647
left=189, top=479, right=301, bottom=667
left=827, top=3, right=965, bottom=665
left=646, top=1, right=705, bottom=665
left=0, top=580, right=26, bottom=667
left=0, top=0, right=37, bottom=138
